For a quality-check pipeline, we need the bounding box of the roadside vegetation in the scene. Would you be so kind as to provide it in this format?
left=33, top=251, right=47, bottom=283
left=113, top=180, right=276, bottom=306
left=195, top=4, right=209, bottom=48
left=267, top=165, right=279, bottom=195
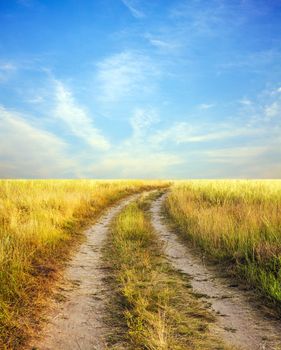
left=105, top=192, right=229, bottom=350
left=0, top=180, right=166, bottom=349
left=165, top=180, right=281, bottom=306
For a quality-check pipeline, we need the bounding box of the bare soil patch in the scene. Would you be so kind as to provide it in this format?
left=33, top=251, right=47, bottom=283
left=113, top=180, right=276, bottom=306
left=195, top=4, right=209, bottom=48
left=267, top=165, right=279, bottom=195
left=151, top=193, right=281, bottom=350
left=30, top=194, right=140, bottom=350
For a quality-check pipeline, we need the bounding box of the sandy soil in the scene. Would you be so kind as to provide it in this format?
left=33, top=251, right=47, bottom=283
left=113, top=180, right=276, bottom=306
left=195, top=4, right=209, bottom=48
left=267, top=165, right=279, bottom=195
left=150, top=193, right=281, bottom=350
left=31, top=194, right=140, bottom=350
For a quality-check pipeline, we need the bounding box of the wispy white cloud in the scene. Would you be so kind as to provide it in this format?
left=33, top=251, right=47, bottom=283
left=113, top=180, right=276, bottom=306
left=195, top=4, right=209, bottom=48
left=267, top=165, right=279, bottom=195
left=239, top=98, right=252, bottom=106
left=0, top=61, right=17, bottom=82
left=28, top=95, right=44, bottom=104
left=203, top=146, right=268, bottom=163
left=190, top=143, right=281, bottom=178
left=0, top=105, right=75, bottom=177
left=92, top=150, right=182, bottom=178
left=200, top=132, right=281, bottom=173
left=220, top=49, right=281, bottom=72
left=0, top=63, right=16, bottom=71
left=0, top=60, right=280, bottom=180
left=54, top=80, right=110, bottom=150
left=236, top=85, right=281, bottom=123
left=121, top=0, right=145, bottom=18
left=198, top=103, right=215, bottom=110
left=130, top=108, right=159, bottom=139
left=96, top=51, right=158, bottom=103
left=264, top=101, right=280, bottom=118
left=91, top=107, right=181, bottom=178
left=145, top=33, right=180, bottom=52
left=151, top=122, right=259, bottom=145
left=170, top=1, right=247, bottom=37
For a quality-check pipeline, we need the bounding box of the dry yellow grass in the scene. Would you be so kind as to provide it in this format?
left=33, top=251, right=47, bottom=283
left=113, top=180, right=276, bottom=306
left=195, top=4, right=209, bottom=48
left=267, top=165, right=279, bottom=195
left=165, top=180, right=281, bottom=305
left=105, top=192, right=230, bottom=350
left=0, top=179, right=167, bottom=349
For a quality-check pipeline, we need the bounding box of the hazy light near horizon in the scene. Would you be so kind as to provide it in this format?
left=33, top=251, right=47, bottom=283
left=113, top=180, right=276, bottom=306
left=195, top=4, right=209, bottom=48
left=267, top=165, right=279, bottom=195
left=0, top=0, right=281, bottom=178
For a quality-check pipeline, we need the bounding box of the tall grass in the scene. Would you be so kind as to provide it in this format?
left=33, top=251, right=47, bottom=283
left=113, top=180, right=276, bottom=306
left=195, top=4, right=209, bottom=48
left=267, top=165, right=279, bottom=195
left=0, top=180, right=166, bottom=349
left=165, top=180, right=281, bottom=305
left=106, top=193, right=229, bottom=350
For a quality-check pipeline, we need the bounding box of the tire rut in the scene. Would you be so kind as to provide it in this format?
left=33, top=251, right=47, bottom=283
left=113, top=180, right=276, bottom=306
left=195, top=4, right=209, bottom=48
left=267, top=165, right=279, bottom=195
left=30, top=193, right=140, bottom=350
left=150, top=193, right=281, bottom=350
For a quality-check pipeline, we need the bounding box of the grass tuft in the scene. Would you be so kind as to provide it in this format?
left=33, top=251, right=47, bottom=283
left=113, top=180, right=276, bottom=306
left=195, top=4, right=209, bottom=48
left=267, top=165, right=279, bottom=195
left=0, top=180, right=167, bottom=349
left=164, top=180, right=281, bottom=306
left=105, top=193, right=230, bottom=349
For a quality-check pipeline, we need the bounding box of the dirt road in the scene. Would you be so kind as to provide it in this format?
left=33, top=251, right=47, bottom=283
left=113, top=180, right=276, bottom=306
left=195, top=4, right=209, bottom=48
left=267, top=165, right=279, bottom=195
left=31, top=192, right=281, bottom=350
left=31, top=193, right=140, bottom=350
left=150, top=193, right=281, bottom=350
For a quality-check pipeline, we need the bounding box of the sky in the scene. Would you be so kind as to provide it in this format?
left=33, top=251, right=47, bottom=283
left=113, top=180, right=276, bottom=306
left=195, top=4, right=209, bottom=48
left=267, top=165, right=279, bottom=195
left=0, top=0, right=281, bottom=179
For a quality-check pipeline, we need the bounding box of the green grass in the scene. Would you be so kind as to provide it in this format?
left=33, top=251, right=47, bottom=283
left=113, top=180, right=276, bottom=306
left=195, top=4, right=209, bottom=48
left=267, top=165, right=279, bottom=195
left=164, top=180, right=281, bottom=306
left=105, top=192, right=230, bottom=350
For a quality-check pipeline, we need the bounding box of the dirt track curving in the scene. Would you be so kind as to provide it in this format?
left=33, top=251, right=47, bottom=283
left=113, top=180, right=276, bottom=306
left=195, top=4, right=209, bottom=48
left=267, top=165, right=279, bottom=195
left=30, top=191, right=281, bottom=350
left=150, top=193, right=281, bottom=350
left=31, top=194, right=140, bottom=350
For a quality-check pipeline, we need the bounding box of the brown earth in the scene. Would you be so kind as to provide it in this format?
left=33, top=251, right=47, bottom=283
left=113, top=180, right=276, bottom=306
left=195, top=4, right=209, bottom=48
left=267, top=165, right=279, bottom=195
left=150, top=193, right=281, bottom=350
left=30, top=193, right=140, bottom=350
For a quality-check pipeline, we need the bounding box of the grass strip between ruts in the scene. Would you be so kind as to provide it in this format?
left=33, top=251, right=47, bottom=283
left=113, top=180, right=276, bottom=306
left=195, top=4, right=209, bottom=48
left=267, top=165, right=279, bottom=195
left=105, top=192, right=231, bottom=350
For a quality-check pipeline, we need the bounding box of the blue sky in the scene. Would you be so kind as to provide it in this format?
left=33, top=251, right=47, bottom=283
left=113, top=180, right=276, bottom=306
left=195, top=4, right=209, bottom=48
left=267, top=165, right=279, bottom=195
left=0, top=0, right=281, bottom=178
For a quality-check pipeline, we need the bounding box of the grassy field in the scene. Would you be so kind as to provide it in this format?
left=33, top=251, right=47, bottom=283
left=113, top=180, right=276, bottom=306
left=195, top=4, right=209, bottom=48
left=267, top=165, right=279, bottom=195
left=2, top=179, right=280, bottom=348
left=105, top=192, right=230, bottom=350
left=0, top=180, right=166, bottom=349
left=165, top=180, right=281, bottom=305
